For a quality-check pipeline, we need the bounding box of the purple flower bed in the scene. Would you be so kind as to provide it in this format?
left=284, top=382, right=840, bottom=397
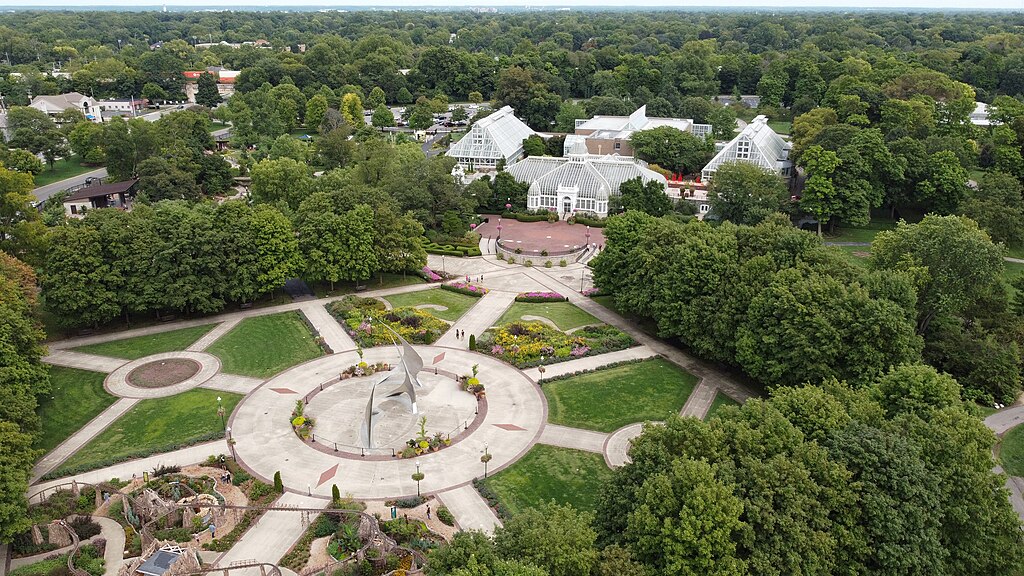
left=442, top=282, right=489, bottom=297
left=421, top=266, right=443, bottom=282
left=515, top=291, right=567, bottom=303
left=582, top=287, right=602, bottom=297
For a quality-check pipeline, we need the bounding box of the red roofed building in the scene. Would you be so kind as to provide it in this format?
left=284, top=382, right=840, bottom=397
left=184, top=67, right=239, bottom=103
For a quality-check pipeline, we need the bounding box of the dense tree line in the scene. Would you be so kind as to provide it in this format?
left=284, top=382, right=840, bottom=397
left=426, top=365, right=1023, bottom=575
left=0, top=252, right=49, bottom=542
left=1, top=11, right=1023, bottom=125
left=593, top=211, right=1023, bottom=404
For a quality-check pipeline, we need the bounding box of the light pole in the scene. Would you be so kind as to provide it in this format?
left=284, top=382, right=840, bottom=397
left=217, top=396, right=225, bottom=430
left=481, top=444, right=492, bottom=478
left=412, top=462, right=425, bottom=497
left=441, top=255, right=446, bottom=276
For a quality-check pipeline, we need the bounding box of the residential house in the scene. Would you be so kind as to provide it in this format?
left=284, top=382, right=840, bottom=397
left=564, top=105, right=712, bottom=157
left=447, top=106, right=535, bottom=170
left=30, top=92, right=101, bottom=122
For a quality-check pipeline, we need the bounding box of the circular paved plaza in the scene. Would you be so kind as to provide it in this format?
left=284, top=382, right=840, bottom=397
left=474, top=217, right=605, bottom=255
left=229, top=345, right=546, bottom=500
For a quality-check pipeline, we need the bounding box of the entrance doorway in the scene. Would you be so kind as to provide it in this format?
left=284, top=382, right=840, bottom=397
left=562, top=197, right=573, bottom=215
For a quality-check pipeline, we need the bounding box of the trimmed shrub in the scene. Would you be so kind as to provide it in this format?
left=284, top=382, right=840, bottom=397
left=273, top=471, right=283, bottom=493
left=441, top=282, right=488, bottom=297
left=437, top=506, right=455, bottom=527
left=515, top=292, right=567, bottom=303
left=468, top=334, right=476, bottom=349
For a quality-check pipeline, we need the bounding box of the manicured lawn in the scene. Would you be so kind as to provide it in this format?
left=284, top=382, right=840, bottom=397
left=705, top=392, right=741, bottom=420
left=767, top=120, right=791, bottom=135
left=207, top=311, right=323, bottom=377
left=590, top=294, right=659, bottom=336
left=497, top=301, right=600, bottom=331
left=832, top=245, right=871, bottom=268
left=543, top=358, right=697, bottom=432
left=311, top=273, right=425, bottom=298
left=825, top=218, right=896, bottom=244
left=1000, top=424, right=1024, bottom=477
left=72, top=324, right=217, bottom=360
left=384, top=288, right=479, bottom=322
left=480, top=445, right=613, bottom=515
left=32, top=155, right=96, bottom=187
left=53, top=389, right=242, bottom=476
left=35, top=366, right=117, bottom=453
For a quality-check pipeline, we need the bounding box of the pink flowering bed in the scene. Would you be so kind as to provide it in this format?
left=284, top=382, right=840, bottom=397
left=441, top=282, right=489, bottom=297
left=515, top=291, right=567, bottom=303
left=420, top=266, right=443, bottom=282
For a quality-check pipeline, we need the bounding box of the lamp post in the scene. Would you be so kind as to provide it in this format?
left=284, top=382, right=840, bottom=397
left=217, top=396, right=225, bottom=430
left=412, top=462, right=425, bottom=497
left=585, top=225, right=591, bottom=246
left=481, top=443, right=492, bottom=478
left=538, top=357, right=546, bottom=381
left=441, top=255, right=446, bottom=276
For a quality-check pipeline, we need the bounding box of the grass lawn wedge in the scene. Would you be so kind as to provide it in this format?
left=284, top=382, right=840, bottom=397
left=383, top=288, right=479, bottom=322
left=478, top=444, right=613, bottom=516
left=207, top=311, right=323, bottom=378
left=51, top=388, right=242, bottom=478
left=1000, top=423, right=1024, bottom=477
left=72, top=324, right=217, bottom=360
left=35, top=366, right=117, bottom=453
left=497, top=301, right=600, bottom=331
left=542, top=358, right=697, bottom=432
left=705, top=392, right=742, bottom=420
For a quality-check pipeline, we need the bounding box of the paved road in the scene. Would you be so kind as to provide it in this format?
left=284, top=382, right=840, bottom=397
left=422, top=132, right=448, bottom=158
left=32, top=167, right=108, bottom=203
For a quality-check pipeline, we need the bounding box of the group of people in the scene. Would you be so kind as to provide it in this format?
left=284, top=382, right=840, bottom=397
left=454, top=329, right=470, bottom=340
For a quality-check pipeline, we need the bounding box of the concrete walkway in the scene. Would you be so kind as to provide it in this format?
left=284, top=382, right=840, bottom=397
left=604, top=423, right=647, bottom=468
left=299, top=303, right=356, bottom=353
left=201, top=373, right=265, bottom=395
left=187, top=320, right=240, bottom=352
left=104, top=351, right=221, bottom=399
left=31, top=398, right=140, bottom=483
left=433, top=291, right=516, bottom=349
left=679, top=380, right=718, bottom=419
left=214, top=492, right=326, bottom=573
left=8, top=516, right=124, bottom=574
left=95, top=516, right=126, bottom=576
left=538, top=425, right=607, bottom=453
left=230, top=346, right=545, bottom=500
left=43, top=351, right=126, bottom=373
left=436, top=485, right=502, bottom=534
left=30, top=440, right=225, bottom=493
left=522, top=346, right=657, bottom=381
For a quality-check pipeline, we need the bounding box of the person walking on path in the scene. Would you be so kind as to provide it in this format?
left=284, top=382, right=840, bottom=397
left=426, top=505, right=431, bottom=520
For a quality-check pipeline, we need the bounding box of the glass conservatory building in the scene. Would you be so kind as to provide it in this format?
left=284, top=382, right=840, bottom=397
left=448, top=106, right=536, bottom=170
left=506, top=153, right=668, bottom=218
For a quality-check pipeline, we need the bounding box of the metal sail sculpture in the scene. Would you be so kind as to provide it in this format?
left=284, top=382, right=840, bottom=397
left=360, top=318, right=425, bottom=449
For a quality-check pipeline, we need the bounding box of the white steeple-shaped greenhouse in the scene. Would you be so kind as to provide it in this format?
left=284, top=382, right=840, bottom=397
left=448, top=106, right=535, bottom=170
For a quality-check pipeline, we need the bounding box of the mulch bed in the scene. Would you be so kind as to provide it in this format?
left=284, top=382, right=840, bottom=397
left=127, top=359, right=201, bottom=388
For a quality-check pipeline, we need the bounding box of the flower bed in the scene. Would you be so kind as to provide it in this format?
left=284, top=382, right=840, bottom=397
left=341, top=361, right=391, bottom=379
left=515, top=291, right=567, bottom=303
left=291, top=400, right=314, bottom=440
left=398, top=416, right=453, bottom=458
left=475, top=321, right=635, bottom=368
left=441, top=282, right=488, bottom=297
left=420, top=266, right=443, bottom=282
left=328, top=297, right=449, bottom=347
left=581, top=287, right=603, bottom=297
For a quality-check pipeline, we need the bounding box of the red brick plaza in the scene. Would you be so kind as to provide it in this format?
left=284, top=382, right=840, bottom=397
left=474, top=215, right=606, bottom=256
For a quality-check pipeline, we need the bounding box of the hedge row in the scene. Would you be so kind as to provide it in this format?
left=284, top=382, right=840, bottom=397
left=500, top=211, right=555, bottom=223
left=515, top=295, right=568, bottom=303
left=570, top=215, right=606, bottom=228
left=424, top=242, right=482, bottom=257
left=44, top=431, right=225, bottom=480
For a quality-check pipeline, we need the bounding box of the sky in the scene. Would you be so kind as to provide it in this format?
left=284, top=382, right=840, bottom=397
left=0, top=0, right=1021, bottom=9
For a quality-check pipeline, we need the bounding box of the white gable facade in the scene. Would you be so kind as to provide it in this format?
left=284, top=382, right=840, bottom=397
left=448, top=106, right=535, bottom=170
left=507, top=153, right=667, bottom=218
left=701, top=115, right=792, bottom=182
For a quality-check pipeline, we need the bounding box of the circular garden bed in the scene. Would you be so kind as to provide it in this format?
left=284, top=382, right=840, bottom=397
left=127, top=358, right=202, bottom=388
